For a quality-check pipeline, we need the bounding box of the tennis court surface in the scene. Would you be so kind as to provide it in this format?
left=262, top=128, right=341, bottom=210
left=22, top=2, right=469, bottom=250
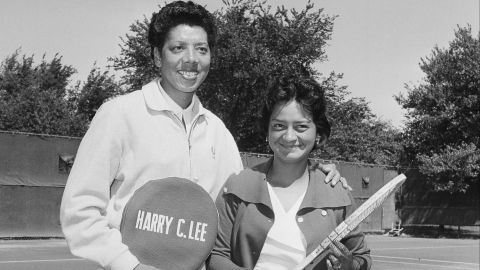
left=0, top=235, right=478, bottom=270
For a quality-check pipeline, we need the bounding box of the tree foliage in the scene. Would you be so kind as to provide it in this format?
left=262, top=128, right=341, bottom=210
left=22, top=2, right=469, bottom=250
left=201, top=0, right=337, bottom=151
left=396, top=26, right=479, bottom=192
left=72, top=65, right=123, bottom=122
left=321, top=74, right=402, bottom=165
left=109, top=0, right=401, bottom=165
left=0, top=50, right=81, bottom=135
left=0, top=0, right=403, bottom=166
left=110, top=0, right=337, bottom=150
left=109, top=16, right=156, bottom=90
left=417, top=143, right=479, bottom=192
left=0, top=51, right=122, bottom=137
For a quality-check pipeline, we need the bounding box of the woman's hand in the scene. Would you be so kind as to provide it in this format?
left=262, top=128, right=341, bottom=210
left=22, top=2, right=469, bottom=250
left=326, top=240, right=359, bottom=270
left=315, top=163, right=352, bottom=191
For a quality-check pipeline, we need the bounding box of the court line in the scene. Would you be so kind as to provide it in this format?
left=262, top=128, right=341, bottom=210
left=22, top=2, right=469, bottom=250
left=373, top=259, right=478, bottom=270
left=372, top=245, right=478, bottom=251
left=373, top=255, right=479, bottom=266
left=0, top=258, right=85, bottom=264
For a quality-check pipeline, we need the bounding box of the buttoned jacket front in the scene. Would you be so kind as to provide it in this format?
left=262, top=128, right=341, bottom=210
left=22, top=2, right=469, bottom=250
left=208, top=159, right=371, bottom=270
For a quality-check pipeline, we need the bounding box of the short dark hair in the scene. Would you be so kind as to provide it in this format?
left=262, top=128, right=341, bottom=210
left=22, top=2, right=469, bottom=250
left=260, top=75, right=331, bottom=141
left=148, top=1, right=217, bottom=60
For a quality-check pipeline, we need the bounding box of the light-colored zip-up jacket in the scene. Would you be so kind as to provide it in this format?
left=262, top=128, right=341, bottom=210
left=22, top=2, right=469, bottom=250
left=60, top=79, right=244, bottom=270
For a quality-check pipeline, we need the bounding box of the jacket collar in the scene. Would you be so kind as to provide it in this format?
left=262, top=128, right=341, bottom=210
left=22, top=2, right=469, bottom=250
left=141, top=78, right=207, bottom=118
left=225, top=159, right=273, bottom=209
left=225, top=158, right=351, bottom=210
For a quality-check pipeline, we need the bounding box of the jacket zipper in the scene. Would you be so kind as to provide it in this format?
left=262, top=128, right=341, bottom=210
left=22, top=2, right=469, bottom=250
left=170, top=112, right=191, bottom=178
left=187, top=116, right=201, bottom=180
left=171, top=112, right=202, bottom=180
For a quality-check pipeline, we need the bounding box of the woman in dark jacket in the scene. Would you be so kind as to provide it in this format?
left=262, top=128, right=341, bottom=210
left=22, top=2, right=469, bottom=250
left=208, top=75, right=371, bottom=270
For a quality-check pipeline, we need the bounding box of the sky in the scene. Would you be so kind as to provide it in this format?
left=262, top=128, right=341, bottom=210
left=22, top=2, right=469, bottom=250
left=0, top=0, right=478, bottom=128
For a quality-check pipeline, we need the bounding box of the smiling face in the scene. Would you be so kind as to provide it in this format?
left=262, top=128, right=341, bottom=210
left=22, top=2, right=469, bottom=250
left=155, top=24, right=211, bottom=99
left=268, top=100, right=318, bottom=165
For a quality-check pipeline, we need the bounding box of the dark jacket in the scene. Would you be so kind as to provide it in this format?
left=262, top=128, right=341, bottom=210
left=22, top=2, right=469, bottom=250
left=207, top=159, right=371, bottom=270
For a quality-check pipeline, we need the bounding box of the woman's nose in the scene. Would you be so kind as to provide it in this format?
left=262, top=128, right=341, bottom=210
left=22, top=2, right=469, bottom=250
left=184, top=47, right=198, bottom=63
left=283, top=128, right=297, bottom=141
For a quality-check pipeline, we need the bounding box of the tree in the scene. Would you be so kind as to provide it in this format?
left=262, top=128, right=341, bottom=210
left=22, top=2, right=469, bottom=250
left=320, top=73, right=402, bottom=165
left=200, top=0, right=340, bottom=151
left=108, top=16, right=156, bottom=90
left=72, top=65, right=123, bottom=122
left=0, top=50, right=84, bottom=136
left=111, top=0, right=337, bottom=151
left=110, top=0, right=401, bottom=165
left=396, top=26, right=479, bottom=193
left=0, top=50, right=125, bottom=136
left=111, top=0, right=334, bottom=145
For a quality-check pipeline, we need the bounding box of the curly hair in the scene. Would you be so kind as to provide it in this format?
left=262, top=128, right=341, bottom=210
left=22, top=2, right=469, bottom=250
left=148, top=1, right=217, bottom=61
left=260, top=75, right=331, bottom=142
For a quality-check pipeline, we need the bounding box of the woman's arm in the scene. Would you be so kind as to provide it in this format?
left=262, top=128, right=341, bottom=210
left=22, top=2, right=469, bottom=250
left=336, top=193, right=372, bottom=270
left=60, top=101, right=139, bottom=270
left=207, top=187, right=249, bottom=270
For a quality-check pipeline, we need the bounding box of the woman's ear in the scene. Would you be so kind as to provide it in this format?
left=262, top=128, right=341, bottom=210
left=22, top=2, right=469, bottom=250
left=315, top=134, right=328, bottom=148
left=153, top=47, right=162, bottom=68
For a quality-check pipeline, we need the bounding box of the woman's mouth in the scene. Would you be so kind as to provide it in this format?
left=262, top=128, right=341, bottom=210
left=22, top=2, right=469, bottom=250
left=280, top=143, right=300, bottom=149
left=179, top=71, right=198, bottom=80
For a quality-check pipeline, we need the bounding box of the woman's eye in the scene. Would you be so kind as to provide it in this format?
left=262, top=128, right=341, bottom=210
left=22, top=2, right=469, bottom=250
left=296, top=125, right=309, bottom=132
left=272, top=123, right=284, bottom=130
left=197, top=46, right=209, bottom=54
left=171, top=46, right=183, bottom=53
